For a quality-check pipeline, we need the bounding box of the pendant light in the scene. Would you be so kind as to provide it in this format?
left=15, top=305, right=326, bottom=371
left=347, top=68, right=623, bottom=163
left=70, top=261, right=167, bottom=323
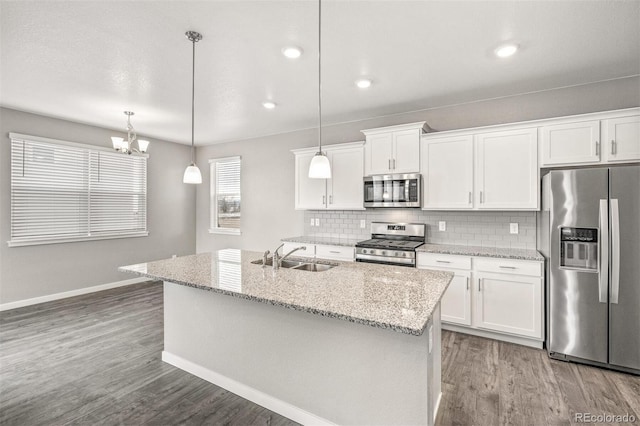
left=183, top=30, right=203, bottom=184
left=308, top=0, right=331, bottom=179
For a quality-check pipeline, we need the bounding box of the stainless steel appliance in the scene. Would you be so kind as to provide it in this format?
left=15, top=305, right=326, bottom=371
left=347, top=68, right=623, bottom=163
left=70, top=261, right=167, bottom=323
left=539, top=165, right=639, bottom=374
left=355, top=222, right=426, bottom=267
left=363, top=174, right=421, bottom=208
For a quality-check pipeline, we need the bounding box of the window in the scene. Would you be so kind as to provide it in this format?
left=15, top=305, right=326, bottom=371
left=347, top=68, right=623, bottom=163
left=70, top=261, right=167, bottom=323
left=209, top=156, right=241, bottom=235
left=8, top=133, right=148, bottom=247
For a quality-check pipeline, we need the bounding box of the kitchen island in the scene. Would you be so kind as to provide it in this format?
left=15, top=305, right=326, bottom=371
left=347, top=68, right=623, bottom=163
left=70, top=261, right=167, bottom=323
left=120, top=249, right=453, bottom=425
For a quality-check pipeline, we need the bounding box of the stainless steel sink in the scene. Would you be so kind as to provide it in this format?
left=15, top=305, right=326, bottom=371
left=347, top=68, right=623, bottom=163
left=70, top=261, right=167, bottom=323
left=291, top=263, right=335, bottom=272
left=251, top=259, right=305, bottom=268
left=251, top=258, right=336, bottom=272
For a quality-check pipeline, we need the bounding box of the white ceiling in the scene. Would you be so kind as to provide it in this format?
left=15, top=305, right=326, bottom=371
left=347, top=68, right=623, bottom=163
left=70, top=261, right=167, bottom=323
left=1, top=1, right=639, bottom=146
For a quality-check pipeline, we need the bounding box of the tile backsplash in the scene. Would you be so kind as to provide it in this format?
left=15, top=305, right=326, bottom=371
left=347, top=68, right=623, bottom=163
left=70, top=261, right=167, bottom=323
left=304, top=210, right=537, bottom=249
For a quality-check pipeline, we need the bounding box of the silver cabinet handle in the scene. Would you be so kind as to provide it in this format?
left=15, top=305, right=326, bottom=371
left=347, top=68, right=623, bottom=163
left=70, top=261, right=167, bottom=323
left=611, top=199, right=620, bottom=304
left=611, top=139, right=616, bottom=155
left=436, top=260, right=451, bottom=264
left=595, top=140, right=600, bottom=156
left=480, top=191, right=484, bottom=203
left=322, top=195, right=326, bottom=205
left=466, top=277, right=469, bottom=290
left=388, top=159, right=391, bottom=170
left=329, top=250, right=340, bottom=254
left=598, top=199, right=609, bottom=304
left=478, top=279, right=482, bottom=291
left=468, top=191, right=472, bottom=204
left=329, top=195, right=333, bottom=204
left=499, top=265, right=516, bottom=269
left=393, top=159, right=396, bottom=169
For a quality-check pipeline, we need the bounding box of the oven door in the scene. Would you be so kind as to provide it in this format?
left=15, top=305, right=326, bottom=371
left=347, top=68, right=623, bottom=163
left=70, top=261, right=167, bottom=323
left=363, top=174, right=421, bottom=208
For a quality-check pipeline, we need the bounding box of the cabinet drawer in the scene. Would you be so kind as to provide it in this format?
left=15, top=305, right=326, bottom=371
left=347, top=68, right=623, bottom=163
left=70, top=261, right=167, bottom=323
left=417, top=253, right=472, bottom=270
left=282, top=242, right=315, bottom=258
left=316, top=244, right=354, bottom=261
left=474, top=258, right=542, bottom=277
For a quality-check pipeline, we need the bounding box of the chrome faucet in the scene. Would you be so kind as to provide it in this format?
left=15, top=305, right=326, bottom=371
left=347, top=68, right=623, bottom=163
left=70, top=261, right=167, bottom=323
left=262, top=250, right=270, bottom=267
left=272, top=243, right=306, bottom=270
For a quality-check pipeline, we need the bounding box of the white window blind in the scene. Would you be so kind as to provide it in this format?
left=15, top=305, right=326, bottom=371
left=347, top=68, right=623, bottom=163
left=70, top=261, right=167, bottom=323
left=209, top=156, right=241, bottom=235
left=9, top=133, right=148, bottom=247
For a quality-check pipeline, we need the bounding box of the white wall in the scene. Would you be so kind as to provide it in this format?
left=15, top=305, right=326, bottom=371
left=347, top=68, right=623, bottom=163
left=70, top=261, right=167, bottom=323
left=195, top=76, right=640, bottom=254
left=0, top=108, right=196, bottom=304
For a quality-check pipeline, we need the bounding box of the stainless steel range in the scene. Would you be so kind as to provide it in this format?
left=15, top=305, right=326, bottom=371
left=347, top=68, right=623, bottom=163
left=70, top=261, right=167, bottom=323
left=355, top=222, right=426, bottom=267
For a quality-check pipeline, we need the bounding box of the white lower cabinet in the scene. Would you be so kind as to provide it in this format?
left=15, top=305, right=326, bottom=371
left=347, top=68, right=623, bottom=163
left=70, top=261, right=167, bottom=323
left=474, top=272, right=542, bottom=339
left=282, top=242, right=354, bottom=262
left=417, top=252, right=543, bottom=347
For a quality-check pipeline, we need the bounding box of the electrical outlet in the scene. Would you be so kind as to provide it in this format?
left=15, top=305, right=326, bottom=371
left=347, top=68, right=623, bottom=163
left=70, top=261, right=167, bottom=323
left=360, top=219, right=366, bottom=229
left=315, top=218, right=320, bottom=227
left=510, top=223, right=519, bottom=234
left=172, top=254, right=177, bottom=259
left=438, top=221, right=446, bottom=232
left=310, top=218, right=315, bottom=226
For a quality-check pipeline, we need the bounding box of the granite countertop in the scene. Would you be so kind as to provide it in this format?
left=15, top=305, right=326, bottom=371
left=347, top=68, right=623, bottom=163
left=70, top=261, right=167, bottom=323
left=416, top=243, right=544, bottom=261
left=281, top=236, right=361, bottom=247
left=120, top=249, right=453, bottom=336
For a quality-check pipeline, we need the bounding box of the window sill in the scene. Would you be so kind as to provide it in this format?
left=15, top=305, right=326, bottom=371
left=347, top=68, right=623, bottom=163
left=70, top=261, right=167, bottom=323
left=7, top=231, right=149, bottom=247
left=209, top=228, right=241, bottom=236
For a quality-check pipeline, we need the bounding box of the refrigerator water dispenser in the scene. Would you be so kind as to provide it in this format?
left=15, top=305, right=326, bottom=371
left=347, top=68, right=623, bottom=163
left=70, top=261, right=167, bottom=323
left=560, top=227, right=598, bottom=271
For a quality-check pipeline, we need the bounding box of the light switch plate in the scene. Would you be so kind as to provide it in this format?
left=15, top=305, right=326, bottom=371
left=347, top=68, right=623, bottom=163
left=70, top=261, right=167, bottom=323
left=510, top=223, right=519, bottom=234
left=310, top=218, right=315, bottom=226
left=315, top=218, right=320, bottom=227
left=438, top=221, right=446, bottom=232
left=360, top=220, right=366, bottom=229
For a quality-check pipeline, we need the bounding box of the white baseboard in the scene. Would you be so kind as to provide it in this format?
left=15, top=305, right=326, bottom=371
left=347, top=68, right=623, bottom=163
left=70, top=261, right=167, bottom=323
left=162, top=351, right=336, bottom=426
left=0, top=277, right=148, bottom=312
left=442, top=323, right=544, bottom=349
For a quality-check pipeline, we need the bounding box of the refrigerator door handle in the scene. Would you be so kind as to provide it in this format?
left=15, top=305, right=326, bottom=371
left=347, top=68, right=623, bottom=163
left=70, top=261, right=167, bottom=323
left=598, top=199, right=609, bottom=304
left=610, top=199, right=620, bottom=304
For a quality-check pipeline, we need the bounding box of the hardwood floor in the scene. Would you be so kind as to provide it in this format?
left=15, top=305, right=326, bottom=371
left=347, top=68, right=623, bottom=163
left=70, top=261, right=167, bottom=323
left=436, top=330, right=640, bottom=425
left=1, top=281, right=638, bottom=425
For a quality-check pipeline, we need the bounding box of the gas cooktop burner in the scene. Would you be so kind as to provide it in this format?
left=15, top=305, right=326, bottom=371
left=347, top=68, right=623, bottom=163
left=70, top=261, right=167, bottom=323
left=355, top=222, right=427, bottom=267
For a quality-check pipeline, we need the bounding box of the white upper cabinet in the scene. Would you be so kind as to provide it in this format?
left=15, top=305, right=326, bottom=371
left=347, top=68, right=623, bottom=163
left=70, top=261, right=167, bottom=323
left=292, top=142, right=365, bottom=210
left=603, top=115, right=640, bottom=163
left=421, top=128, right=538, bottom=211
left=540, top=120, right=601, bottom=165
left=362, top=122, right=427, bottom=175
left=539, top=109, right=639, bottom=167
left=475, top=128, right=539, bottom=210
left=294, top=151, right=327, bottom=210
left=421, top=135, right=474, bottom=209
left=327, top=145, right=365, bottom=209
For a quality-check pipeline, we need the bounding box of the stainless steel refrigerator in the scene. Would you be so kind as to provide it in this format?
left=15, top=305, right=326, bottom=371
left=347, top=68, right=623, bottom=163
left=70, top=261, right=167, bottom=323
left=539, top=165, right=639, bottom=374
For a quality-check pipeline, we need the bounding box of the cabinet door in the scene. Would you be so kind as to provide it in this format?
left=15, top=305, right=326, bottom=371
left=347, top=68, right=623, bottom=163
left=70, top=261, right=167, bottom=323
left=440, top=270, right=472, bottom=326
left=392, top=129, right=420, bottom=173
left=367, top=133, right=394, bottom=174
left=294, top=151, right=326, bottom=209
left=328, top=146, right=365, bottom=210
left=540, top=120, right=601, bottom=166
left=603, top=115, right=640, bottom=163
left=475, top=128, right=538, bottom=210
left=474, top=272, right=542, bottom=339
left=422, top=135, right=473, bottom=209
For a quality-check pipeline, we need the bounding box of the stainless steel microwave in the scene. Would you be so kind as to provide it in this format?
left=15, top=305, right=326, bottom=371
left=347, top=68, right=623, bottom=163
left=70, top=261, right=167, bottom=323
left=363, top=174, right=422, bottom=208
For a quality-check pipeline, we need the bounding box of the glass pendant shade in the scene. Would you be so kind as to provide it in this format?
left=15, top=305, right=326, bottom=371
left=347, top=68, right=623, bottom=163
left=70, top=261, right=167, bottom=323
left=137, top=139, right=150, bottom=153
left=111, top=137, right=125, bottom=150
left=183, top=163, right=202, bottom=184
left=308, top=152, right=331, bottom=179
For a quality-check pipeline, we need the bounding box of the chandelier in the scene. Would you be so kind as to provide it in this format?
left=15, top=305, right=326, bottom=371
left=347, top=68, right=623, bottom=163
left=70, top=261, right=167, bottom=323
left=111, top=111, right=149, bottom=154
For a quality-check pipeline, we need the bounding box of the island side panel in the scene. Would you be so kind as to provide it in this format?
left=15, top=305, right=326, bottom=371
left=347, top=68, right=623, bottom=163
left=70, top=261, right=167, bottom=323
left=162, top=281, right=439, bottom=426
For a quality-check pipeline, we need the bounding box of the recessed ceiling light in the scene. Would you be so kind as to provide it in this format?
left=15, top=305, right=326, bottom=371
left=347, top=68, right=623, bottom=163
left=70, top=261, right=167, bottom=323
left=262, top=101, right=276, bottom=109
left=495, top=43, right=518, bottom=58
left=355, top=79, right=372, bottom=89
left=281, top=46, right=303, bottom=59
